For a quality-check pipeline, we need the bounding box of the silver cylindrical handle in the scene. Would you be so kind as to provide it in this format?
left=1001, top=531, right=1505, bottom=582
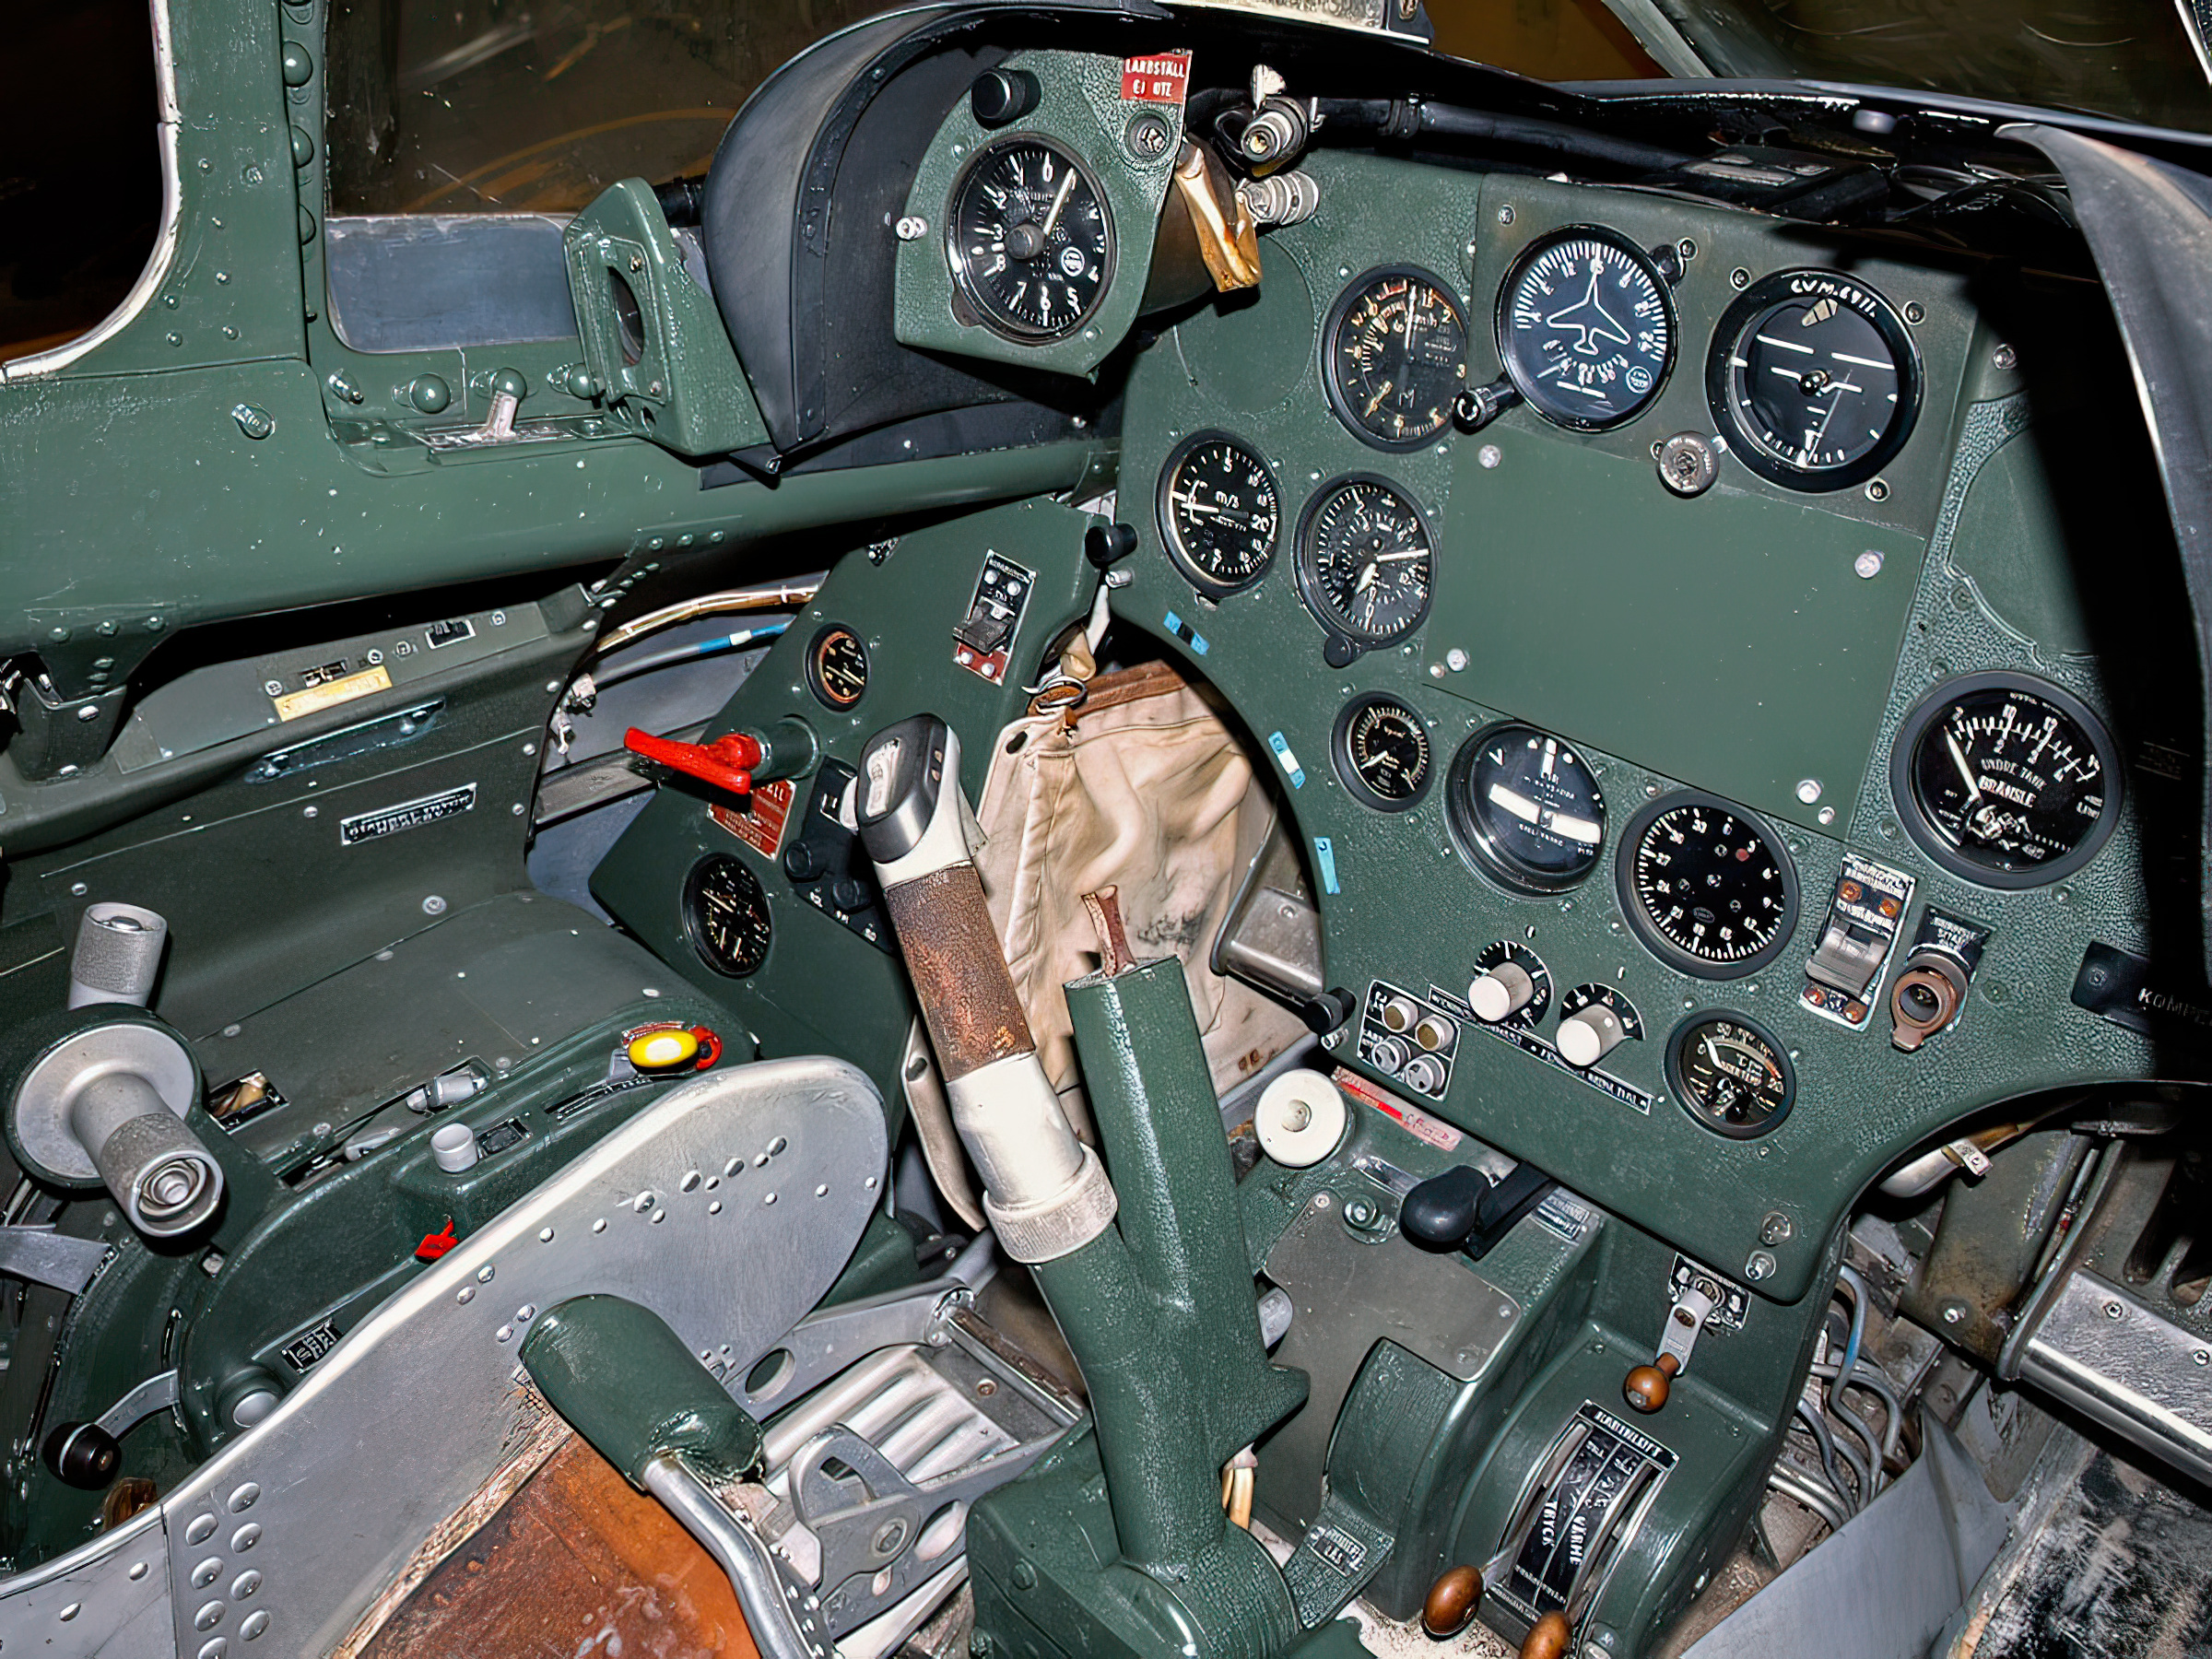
left=68, top=1071, right=222, bottom=1237
left=68, top=903, right=169, bottom=1009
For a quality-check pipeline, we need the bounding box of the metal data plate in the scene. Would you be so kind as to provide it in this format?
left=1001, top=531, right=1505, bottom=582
left=1263, top=1194, right=1522, bottom=1384
left=0, top=1058, right=888, bottom=1659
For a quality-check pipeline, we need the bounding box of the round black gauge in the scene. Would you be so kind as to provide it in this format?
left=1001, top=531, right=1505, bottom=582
left=1294, top=476, right=1435, bottom=647
left=806, top=625, right=870, bottom=712
left=1334, top=694, right=1433, bottom=810
left=1618, top=792, right=1799, bottom=979
left=1156, top=431, right=1282, bottom=596
left=1891, top=671, right=2122, bottom=888
left=1447, top=722, right=1608, bottom=893
left=1667, top=1012, right=1796, bottom=1138
left=1322, top=266, right=1470, bottom=451
left=946, top=135, right=1113, bottom=342
left=1497, top=228, right=1676, bottom=431
left=1709, top=269, right=1921, bottom=491
left=682, top=853, right=771, bottom=978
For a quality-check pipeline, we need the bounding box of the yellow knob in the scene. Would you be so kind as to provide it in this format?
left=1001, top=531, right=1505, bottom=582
left=627, top=1028, right=700, bottom=1071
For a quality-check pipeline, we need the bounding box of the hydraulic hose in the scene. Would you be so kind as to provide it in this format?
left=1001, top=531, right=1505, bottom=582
left=1312, top=98, right=1698, bottom=175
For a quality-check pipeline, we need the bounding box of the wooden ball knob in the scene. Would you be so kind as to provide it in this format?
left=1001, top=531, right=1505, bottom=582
left=1521, top=1609, right=1571, bottom=1659
left=1421, top=1563, right=1484, bottom=1639
left=1623, top=1352, right=1679, bottom=1414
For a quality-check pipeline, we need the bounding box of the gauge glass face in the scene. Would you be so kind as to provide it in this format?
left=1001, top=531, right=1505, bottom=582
left=1619, top=794, right=1798, bottom=977
left=1324, top=267, right=1469, bottom=449
left=1498, top=229, right=1674, bottom=430
left=1296, top=477, right=1435, bottom=645
left=1669, top=1014, right=1794, bottom=1137
left=1449, top=723, right=1607, bottom=891
left=1711, top=271, right=1920, bottom=489
left=1156, top=432, right=1281, bottom=594
left=1896, top=674, right=2120, bottom=886
left=684, top=854, right=771, bottom=978
left=1335, top=695, right=1432, bottom=810
left=806, top=626, right=869, bottom=711
left=947, top=137, right=1112, bottom=341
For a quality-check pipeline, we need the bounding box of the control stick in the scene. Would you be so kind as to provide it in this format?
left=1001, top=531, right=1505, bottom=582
left=853, top=715, right=1116, bottom=1264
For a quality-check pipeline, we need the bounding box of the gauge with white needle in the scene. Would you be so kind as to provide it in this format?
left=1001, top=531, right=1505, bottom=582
left=1892, top=670, right=2121, bottom=887
left=1668, top=1012, right=1794, bottom=1138
left=1447, top=722, right=1608, bottom=892
left=1295, top=476, right=1435, bottom=647
left=1156, top=431, right=1281, bottom=595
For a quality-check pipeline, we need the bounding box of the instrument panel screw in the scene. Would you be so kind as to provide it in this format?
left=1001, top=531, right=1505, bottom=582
left=1744, top=1251, right=1776, bottom=1282
left=1759, top=1211, right=1793, bottom=1245
left=1992, top=344, right=2018, bottom=370
left=1853, top=550, right=1885, bottom=579
left=1497, top=205, right=1515, bottom=225
left=1865, top=479, right=1890, bottom=503
left=896, top=216, right=928, bottom=241
left=1904, top=302, right=1925, bottom=324
left=2104, top=1300, right=2124, bottom=1320
left=422, top=895, right=447, bottom=915
left=2194, top=1349, right=2207, bottom=1365
left=1941, top=1302, right=1966, bottom=1324
left=1794, top=779, right=1822, bottom=805
left=1730, top=267, right=1751, bottom=289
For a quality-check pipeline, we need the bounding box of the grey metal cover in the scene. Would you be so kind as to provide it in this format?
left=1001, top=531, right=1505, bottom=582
left=0, top=1056, right=888, bottom=1659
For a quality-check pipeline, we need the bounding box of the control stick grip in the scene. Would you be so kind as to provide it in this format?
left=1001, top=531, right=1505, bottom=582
left=856, top=715, right=1113, bottom=1264
left=880, top=867, right=1038, bottom=1081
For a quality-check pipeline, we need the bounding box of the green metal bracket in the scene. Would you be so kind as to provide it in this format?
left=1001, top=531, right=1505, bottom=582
left=563, top=180, right=770, bottom=459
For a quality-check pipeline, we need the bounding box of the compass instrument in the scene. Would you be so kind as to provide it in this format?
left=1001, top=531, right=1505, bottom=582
left=1892, top=671, right=2121, bottom=887
left=947, top=135, right=1113, bottom=342
left=1667, top=1012, right=1795, bottom=1137
left=1294, top=476, right=1435, bottom=649
left=1323, top=266, right=1470, bottom=450
left=683, top=853, right=773, bottom=978
left=1497, top=228, right=1676, bottom=430
left=1447, top=722, right=1607, bottom=892
left=1618, top=792, right=1799, bottom=978
left=1709, top=270, right=1920, bottom=490
left=1334, top=693, right=1433, bottom=810
left=1156, top=431, right=1282, bottom=595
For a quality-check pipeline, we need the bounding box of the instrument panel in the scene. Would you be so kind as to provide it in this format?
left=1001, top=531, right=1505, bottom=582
left=1106, top=149, right=2171, bottom=1300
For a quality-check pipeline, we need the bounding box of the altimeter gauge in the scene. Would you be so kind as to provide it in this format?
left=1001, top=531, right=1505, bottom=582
left=947, top=135, right=1113, bottom=342
left=1294, top=476, right=1435, bottom=650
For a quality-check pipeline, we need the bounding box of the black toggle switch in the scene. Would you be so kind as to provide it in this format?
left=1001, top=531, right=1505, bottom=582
left=971, top=68, right=1041, bottom=128
left=1400, top=1161, right=1557, bottom=1262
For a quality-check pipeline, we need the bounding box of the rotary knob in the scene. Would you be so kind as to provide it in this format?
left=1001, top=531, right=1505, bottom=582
left=1557, top=1004, right=1626, bottom=1068
left=1468, top=962, right=1535, bottom=1024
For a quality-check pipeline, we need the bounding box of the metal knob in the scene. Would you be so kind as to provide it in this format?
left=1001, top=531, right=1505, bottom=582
left=1468, top=963, right=1535, bottom=1024
left=1557, top=1005, right=1625, bottom=1068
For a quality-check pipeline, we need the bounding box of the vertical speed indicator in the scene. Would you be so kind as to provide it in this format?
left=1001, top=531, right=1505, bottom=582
left=1156, top=431, right=1281, bottom=596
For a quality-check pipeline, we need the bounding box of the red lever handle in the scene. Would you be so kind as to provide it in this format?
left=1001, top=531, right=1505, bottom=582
left=625, top=727, right=764, bottom=797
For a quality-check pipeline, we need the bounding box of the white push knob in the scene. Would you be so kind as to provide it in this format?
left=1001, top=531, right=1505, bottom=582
left=1255, top=1069, right=1348, bottom=1168
left=1557, top=1005, right=1626, bottom=1068
left=431, top=1122, right=480, bottom=1173
left=1468, top=963, right=1535, bottom=1024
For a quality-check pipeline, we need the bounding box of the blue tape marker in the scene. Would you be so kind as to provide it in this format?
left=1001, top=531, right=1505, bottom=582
left=1267, top=731, right=1306, bottom=788
left=1162, top=610, right=1211, bottom=656
left=1314, top=836, right=1340, bottom=895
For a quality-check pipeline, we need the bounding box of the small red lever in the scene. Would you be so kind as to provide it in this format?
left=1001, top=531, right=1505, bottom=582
left=625, top=727, right=764, bottom=797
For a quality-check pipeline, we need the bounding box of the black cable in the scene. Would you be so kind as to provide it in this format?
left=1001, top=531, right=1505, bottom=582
left=1313, top=97, right=1699, bottom=175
